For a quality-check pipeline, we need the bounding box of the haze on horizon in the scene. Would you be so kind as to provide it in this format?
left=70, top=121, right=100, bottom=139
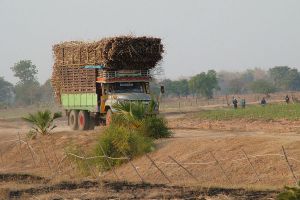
left=1, top=0, right=300, bottom=84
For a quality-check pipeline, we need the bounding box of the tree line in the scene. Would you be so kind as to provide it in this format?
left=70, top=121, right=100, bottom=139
left=1, top=60, right=300, bottom=107
left=152, top=66, right=300, bottom=99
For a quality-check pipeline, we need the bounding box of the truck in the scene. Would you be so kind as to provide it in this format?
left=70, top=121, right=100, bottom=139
left=61, top=67, right=157, bottom=130
left=51, top=36, right=163, bottom=130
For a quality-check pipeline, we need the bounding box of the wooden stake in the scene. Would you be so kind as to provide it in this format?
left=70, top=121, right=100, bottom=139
left=50, top=137, right=59, bottom=164
left=145, top=154, right=171, bottom=183
left=39, top=139, right=51, bottom=171
left=62, top=48, right=65, bottom=65
left=42, top=146, right=51, bottom=171
left=282, top=146, right=298, bottom=185
left=210, top=152, right=232, bottom=184
left=17, top=133, right=23, bottom=163
left=241, top=149, right=261, bottom=183
left=169, top=156, right=199, bottom=183
left=25, top=139, right=36, bottom=167
left=124, top=153, right=144, bottom=183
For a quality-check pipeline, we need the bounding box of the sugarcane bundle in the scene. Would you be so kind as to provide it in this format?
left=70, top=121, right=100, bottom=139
left=52, top=36, right=164, bottom=69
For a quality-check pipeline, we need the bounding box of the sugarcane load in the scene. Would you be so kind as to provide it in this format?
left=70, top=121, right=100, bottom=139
left=51, top=36, right=164, bottom=130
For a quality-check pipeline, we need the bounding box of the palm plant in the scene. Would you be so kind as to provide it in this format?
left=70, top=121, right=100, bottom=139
left=23, top=110, right=62, bottom=137
left=112, top=100, right=172, bottom=138
left=113, top=101, right=146, bottom=128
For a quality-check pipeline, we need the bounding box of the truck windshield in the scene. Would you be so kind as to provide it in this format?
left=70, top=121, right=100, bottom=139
left=108, top=82, right=144, bottom=93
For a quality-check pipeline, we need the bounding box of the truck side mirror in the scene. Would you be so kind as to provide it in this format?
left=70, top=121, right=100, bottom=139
left=160, top=86, right=165, bottom=94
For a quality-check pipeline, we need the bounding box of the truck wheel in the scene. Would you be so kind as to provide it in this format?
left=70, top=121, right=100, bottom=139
left=69, top=110, right=79, bottom=130
left=106, top=109, right=112, bottom=126
left=78, top=110, right=90, bottom=131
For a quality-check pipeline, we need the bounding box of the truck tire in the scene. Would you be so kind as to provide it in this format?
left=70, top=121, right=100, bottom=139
left=106, top=109, right=112, bottom=126
left=69, top=110, right=79, bottom=130
left=78, top=110, right=90, bottom=131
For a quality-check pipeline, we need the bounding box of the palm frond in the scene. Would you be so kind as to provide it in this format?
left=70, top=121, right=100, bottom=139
left=112, top=101, right=147, bottom=128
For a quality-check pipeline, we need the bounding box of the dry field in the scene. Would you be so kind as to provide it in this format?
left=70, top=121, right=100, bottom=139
left=1, top=110, right=300, bottom=199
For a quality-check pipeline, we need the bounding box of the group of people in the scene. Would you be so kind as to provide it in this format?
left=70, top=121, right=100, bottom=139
left=232, top=97, right=246, bottom=109
left=231, top=94, right=290, bottom=109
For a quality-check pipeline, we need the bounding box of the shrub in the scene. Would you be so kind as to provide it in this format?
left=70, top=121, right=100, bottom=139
left=112, top=100, right=172, bottom=139
left=68, top=100, right=171, bottom=174
left=93, top=125, right=154, bottom=171
left=23, top=110, right=62, bottom=137
left=277, top=182, right=300, bottom=200
left=139, top=116, right=173, bottom=139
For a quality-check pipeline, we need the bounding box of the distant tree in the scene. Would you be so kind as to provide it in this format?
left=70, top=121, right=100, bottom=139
left=241, top=70, right=255, bottom=83
left=14, top=82, right=40, bottom=105
left=11, top=60, right=40, bottom=105
left=250, top=80, right=276, bottom=94
left=159, top=79, right=186, bottom=97
left=287, top=68, right=300, bottom=90
left=269, top=66, right=290, bottom=89
left=189, top=70, right=219, bottom=99
left=0, top=77, right=14, bottom=105
left=251, top=68, right=268, bottom=80
left=38, top=79, right=54, bottom=104
left=218, top=70, right=251, bottom=95
left=173, top=79, right=189, bottom=98
left=269, top=66, right=300, bottom=90
left=228, top=78, right=245, bottom=94
left=160, top=79, right=174, bottom=96
left=11, top=60, right=38, bottom=84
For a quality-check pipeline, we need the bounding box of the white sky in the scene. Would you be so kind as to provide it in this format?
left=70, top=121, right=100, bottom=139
left=1, top=0, right=300, bottom=84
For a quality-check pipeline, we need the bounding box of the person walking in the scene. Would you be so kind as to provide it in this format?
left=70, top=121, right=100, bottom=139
left=285, top=95, right=290, bottom=104
left=261, top=97, right=267, bottom=106
left=240, top=98, right=246, bottom=108
left=232, top=97, right=238, bottom=109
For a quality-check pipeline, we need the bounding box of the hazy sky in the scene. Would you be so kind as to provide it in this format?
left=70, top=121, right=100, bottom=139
left=1, top=0, right=300, bottom=84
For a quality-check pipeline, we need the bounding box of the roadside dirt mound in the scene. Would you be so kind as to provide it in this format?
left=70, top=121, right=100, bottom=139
left=104, top=129, right=300, bottom=188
